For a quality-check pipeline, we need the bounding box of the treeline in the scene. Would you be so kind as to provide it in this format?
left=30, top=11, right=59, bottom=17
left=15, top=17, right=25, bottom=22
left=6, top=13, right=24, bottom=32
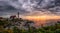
left=0, top=23, right=60, bottom=33
left=0, top=18, right=60, bottom=33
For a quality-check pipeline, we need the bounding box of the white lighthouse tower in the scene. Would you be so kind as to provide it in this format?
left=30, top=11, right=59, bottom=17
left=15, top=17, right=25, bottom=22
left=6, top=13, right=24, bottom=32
left=17, top=12, right=19, bottom=18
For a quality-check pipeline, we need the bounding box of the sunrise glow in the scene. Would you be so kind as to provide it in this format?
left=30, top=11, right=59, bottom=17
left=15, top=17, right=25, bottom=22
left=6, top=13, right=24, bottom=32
left=24, top=15, right=60, bottom=21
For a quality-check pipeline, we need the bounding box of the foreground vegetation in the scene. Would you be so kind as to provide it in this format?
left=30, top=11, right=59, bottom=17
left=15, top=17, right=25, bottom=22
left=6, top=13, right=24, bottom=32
left=0, top=18, right=60, bottom=33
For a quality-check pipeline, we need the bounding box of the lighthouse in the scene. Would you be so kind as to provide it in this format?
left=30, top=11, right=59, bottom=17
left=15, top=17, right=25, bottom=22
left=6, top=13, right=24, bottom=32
left=17, top=12, right=19, bottom=18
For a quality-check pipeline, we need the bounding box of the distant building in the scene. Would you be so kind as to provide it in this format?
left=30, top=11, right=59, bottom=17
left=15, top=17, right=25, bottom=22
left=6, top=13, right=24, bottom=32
left=0, top=17, right=3, bottom=19
left=0, top=17, right=4, bottom=20
left=10, top=15, right=16, bottom=20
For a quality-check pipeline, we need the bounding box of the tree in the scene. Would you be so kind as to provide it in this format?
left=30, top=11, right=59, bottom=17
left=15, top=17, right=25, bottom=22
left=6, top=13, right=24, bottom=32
left=13, top=26, right=21, bottom=33
left=55, top=29, right=60, bottom=33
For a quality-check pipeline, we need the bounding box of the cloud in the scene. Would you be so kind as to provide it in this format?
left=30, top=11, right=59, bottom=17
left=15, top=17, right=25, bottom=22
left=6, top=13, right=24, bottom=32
left=0, top=0, right=60, bottom=17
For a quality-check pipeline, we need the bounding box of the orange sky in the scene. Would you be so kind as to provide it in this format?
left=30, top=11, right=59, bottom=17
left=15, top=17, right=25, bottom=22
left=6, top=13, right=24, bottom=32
left=22, top=15, right=60, bottom=26
left=23, top=15, right=60, bottom=20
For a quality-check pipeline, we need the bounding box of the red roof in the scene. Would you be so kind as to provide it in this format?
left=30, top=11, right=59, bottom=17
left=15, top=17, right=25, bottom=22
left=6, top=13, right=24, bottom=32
left=0, top=17, right=3, bottom=19
left=10, top=15, right=16, bottom=18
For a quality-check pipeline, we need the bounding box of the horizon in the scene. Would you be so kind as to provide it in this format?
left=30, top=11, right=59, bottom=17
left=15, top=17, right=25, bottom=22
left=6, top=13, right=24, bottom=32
left=1, top=0, right=60, bottom=33
left=0, top=0, right=60, bottom=26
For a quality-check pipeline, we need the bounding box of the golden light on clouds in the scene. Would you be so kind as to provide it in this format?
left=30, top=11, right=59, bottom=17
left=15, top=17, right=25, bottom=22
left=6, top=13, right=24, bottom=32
left=22, top=15, right=60, bottom=26
left=24, top=15, right=60, bottom=20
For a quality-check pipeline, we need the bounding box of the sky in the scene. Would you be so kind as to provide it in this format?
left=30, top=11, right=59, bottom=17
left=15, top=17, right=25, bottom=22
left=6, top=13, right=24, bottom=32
left=0, top=0, right=60, bottom=19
